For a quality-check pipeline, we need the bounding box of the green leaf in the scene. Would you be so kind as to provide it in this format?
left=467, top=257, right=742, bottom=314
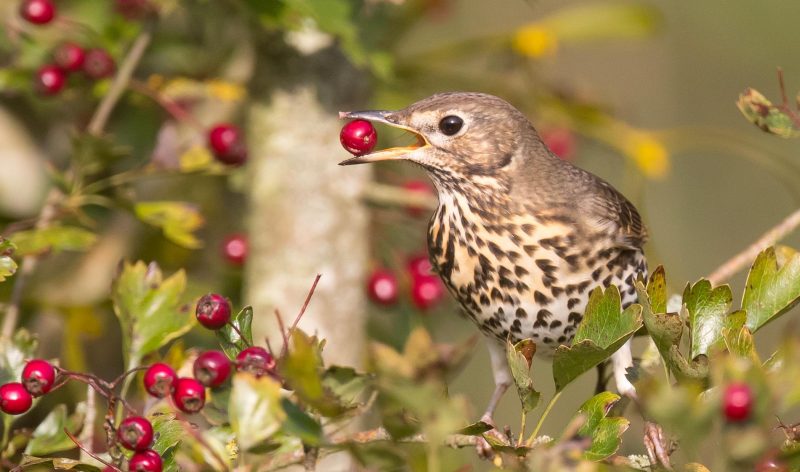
left=552, top=286, right=643, bottom=392
left=647, top=266, right=667, bottom=314
left=229, top=373, right=285, bottom=452
left=280, top=398, right=323, bottom=445
left=17, top=455, right=95, bottom=470
left=683, top=280, right=733, bottom=359
left=573, top=392, right=629, bottom=461
left=25, top=404, right=84, bottom=456
left=10, top=226, right=97, bottom=256
left=0, top=237, right=16, bottom=282
left=0, top=329, right=38, bottom=385
left=321, top=366, right=369, bottom=407
left=71, top=132, right=129, bottom=176
left=281, top=331, right=348, bottom=417
left=111, top=261, right=193, bottom=367
left=742, top=247, right=800, bottom=332
left=150, top=413, right=184, bottom=456
left=506, top=338, right=540, bottom=414
left=134, top=201, right=204, bottom=249
left=215, top=306, right=253, bottom=359
left=737, top=88, right=800, bottom=138
left=721, top=312, right=758, bottom=360
left=456, top=421, right=493, bottom=436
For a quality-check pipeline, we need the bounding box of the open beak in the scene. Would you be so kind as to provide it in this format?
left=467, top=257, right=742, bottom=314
left=338, top=110, right=428, bottom=166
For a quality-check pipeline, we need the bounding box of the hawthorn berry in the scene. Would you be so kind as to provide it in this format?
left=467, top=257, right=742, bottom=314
left=35, top=65, right=66, bottom=96
left=19, top=0, right=56, bottom=25
left=723, top=382, right=753, bottom=422
left=340, top=120, right=377, bottom=156
left=541, top=127, right=576, bottom=161
left=236, top=346, right=276, bottom=378
left=193, top=350, right=231, bottom=388
left=366, top=269, right=398, bottom=306
left=128, top=449, right=163, bottom=472
left=407, top=254, right=433, bottom=278
left=221, top=234, right=247, bottom=266
left=83, top=48, right=116, bottom=80
left=0, top=382, right=33, bottom=415
left=143, top=363, right=176, bottom=398
left=21, top=359, right=56, bottom=396
left=172, top=377, right=205, bottom=413
left=410, top=274, right=444, bottom=310
left=402, top=180, right=433, bottom=217
left=208, top=124, right=247, bottom=165
left=195, top=293, right=232, bottom=330
left=53, top=42, right=86, bottom=72
left=117, top=416, right=154, bottom=451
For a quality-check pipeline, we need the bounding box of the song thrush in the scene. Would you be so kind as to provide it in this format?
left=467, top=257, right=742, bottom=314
left=340, top=92, right=647, bottom=426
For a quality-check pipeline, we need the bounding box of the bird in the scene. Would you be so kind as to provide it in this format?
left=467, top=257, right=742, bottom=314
left=339, top=92, right=647, bottom=428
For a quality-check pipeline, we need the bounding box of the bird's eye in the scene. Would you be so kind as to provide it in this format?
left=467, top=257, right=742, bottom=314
left=438, top=115, right=464, bottom=136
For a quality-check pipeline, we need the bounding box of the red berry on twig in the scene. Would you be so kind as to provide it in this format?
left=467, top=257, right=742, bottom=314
left=143, top=363, right=177, bottom=398
left=195, top=293, right=232, bottom=330
left=19, top=0, right=56, bottom=25
left=193, top=350, right=232, bottom=388
left=366, top=269, right=398, bottom=306
left=172, top=377, right=206, bottom=413
left=128, top=449, right=163, bottom=472
left=117, top=416, right=154, bottom=451
left=221, top=234, right=247, bottom=266
left=208, top=124, right=247, bottom=165
left=340, top=120, right=377, bottom=156
left=53, top=42, right=86, bottom=72
left=236, top=346, right=276, bottom=378
left=21, top=359, right=56, bottom=396
left=723, top=382, right=752, bottom=422
left=0, top=382, right=33, bottom=415
left=83, top=48, right=116, bottom=80
left=35, top=65, right=66, bottom=96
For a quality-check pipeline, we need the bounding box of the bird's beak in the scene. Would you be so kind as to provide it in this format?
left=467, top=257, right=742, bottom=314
left=338, top=110, right=429, bottom=166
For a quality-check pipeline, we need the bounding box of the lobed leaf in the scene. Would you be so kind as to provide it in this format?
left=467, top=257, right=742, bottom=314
left=134, top=201, right=204, bottom=249
left=683, top=280, right=733, bottom=359
left=280, top=398, right=323, bottom=445
left=281, top=331, right=349, bottom=417
left=10, top=226, right=96, bottom=256
left=24, top=404, right=84, bottom=456
left=506, top=338, right=540, bottom=414
left=553, top=286, right=642, bottom=391
left=742, top=246, right=800, bottom=332
left=0, top=329, right=38, bottom=385
left=573, top=391, right=629, bottom=461
left=229, top=373, right=285, bottom=452
left=736, top=88, right=800, bottom=138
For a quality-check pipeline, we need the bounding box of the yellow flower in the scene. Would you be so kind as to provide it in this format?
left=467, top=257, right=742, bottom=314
left=625, top=132, right=669, bottom=179
left=513, top=25, right=558, bottom=58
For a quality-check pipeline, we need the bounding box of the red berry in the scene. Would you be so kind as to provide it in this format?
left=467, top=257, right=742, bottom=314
left=411, top=274, right=444, bottom=310
left=117, top=416, right=154, bottom=451
left=340, top=120, right=377, bottom=156
left=83, top=48, right=116, bottom=80
left=723, top=383, right=752, bottom=422
left=143, top=363, right=176, bottom=398
left=542, top=128, right=576, bottom=161
left=172, top=377, right=205, bottom=413
left=53, top=42, right=86, bottom=72
left=195, top=293, right=232, bottom=330
left=19, top=0, right=56, bottom=25
left=402, top=180, right=433, bottom=217
left=21, top=359, right=56, bottom=396
left=236, top=346, right=276, bottom=378
left=366, top=269, right=398, bottom=306
left=35, top=65, right=66, bottom=96
left=0, top=382, right=33, bottom=415
left=407, top=254, right=433, bottom=278
left=128, top=449, right=162, bottom=472
left=208, top=124, right=247, bottom=165
left=193, top=350, right=231, bottom=388
left=221, top=234, right=247, bottom=266
left=755, top=457, right=788, bottom=472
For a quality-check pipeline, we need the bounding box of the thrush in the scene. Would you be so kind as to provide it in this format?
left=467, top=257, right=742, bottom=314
left=339, top=92, right=647, bottom=427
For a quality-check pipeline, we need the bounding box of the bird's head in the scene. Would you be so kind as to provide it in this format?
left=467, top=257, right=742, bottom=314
left=339, top=92, right=543, bottom=185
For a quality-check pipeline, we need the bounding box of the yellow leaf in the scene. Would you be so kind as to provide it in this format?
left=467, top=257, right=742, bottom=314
left=206, top=79, right=246, bottom=102
left=513, top=25, right=558, bottom=58
left=179, top=145, right=214, bottom=172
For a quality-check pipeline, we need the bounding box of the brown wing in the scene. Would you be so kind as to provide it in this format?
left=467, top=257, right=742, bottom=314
left=581, top=180, right=648, bottom=249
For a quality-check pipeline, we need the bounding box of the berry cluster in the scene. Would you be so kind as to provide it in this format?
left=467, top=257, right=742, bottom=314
left=0, top=358, right=55, bottom=415
left=367, top=253, right=445, bottom=311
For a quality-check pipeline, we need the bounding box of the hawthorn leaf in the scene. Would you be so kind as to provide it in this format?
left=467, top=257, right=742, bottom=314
left=150, top=413, right=184, bottom=456
left=683, top=280, right=733, bottom=359
left=134, top=201, right=204, bottom=249
left=229, top=373, right=284, bottom=451
left=0, top=329, right=38, bottom=384
left=456, top=421, right=493, bottom=436
left=0, top=237, right=16, bottom=282
left=321, top=366, right=368, bottom=407
left=17, top=455, right=93, bottom=470
left=215, top=306, right=253, bottom=359
left=646, top=266, right=667, bottom=314
left=721, top=312, right=758, bottom=361
left=111, top=261, right=193, bottom=367
left=25, top=404, right=84, bottom=456
left=573, top=391, right=629, bottom=461
left=506, top=338, right=540, bottom=414
left=10, top=226, right=96, bottom=256
left=736, top=88, right=800, bottom=138
left=281, top=331, right=347, bottom=417
left=742, top=247, right=800, bottom=332
left=280, top=398, right=323, bottom=445
left=637, top=280, right=682, bottom=362
left=553, top=286, right=642, bottom=392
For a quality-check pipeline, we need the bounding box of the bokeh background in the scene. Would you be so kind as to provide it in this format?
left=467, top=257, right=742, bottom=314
left=2, top=0, right=800, bottom=469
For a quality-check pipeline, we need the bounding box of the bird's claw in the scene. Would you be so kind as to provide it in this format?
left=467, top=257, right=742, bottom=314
left=643, top=421, right=674, bottom=470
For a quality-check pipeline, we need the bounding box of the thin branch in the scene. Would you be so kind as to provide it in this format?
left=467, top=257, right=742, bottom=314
left=78, top=386, right=97, bottom=464
left=289, top=274, right=322, bottom=333
left=707, top=207, right=800, bottom=285
left=274, top=309, right=289, bottom=355
left=63, top=428, right=121, bottom=471
left=227, top=321, right=252, bottom=348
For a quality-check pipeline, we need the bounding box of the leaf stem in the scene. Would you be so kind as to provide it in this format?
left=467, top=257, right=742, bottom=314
left=527, top=390, right=563, bottom=444
left=517, top=410, right=527, bottom=446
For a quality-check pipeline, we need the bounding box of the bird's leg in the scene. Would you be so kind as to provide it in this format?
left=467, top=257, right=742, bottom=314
left=610, top=339, right=636, bottom=398
left=594, top=360, right=611, bottom=394
left=481, top=340, right=513, bottom=425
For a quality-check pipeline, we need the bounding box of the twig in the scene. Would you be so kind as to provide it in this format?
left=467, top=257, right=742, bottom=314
left=109, top=365, right=149, bottom=390
left=289, top=274, right=322, bottom=333
left=128, top=79, right=205, bottom=130
left=227, top=321, right=252, bottom=348
left=774, top=68, right=800, bottom=129
left=78, top=386, right=97, bottom=464
left=63, top=428, right=121, bottom=471
left=707, top=207, right=800, bottom=285
left=527, top=390, right=563, bottom=445
left=274, top=309, right=289, bottom=355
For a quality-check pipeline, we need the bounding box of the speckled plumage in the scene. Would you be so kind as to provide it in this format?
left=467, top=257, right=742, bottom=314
left=340, top=91, right=648, bottom=420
